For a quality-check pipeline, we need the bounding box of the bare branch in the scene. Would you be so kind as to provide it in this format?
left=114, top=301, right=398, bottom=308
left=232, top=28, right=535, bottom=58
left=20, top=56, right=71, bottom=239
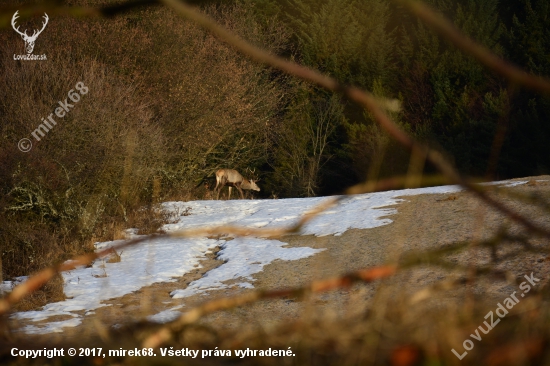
left=142, top=264, right=398, bottom=348
left=0, top=197, right=339, bottom=315
left=395, top=0, right=550, bottom=94
left=160, top=0, right=550, bottom=238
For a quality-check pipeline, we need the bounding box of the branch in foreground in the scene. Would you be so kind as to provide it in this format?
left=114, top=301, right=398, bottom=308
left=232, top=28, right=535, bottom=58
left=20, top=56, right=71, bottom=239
left=3, top=0, right=550, bottom=315
left=395, top=0, right=550, bottom=94
left=142, top=238, right=530, bottom=349
left=0, top=197, right=339, bottom=315
left=160, top=0, right=550, bottom=239
left=142, top=265, right=398, bottom=348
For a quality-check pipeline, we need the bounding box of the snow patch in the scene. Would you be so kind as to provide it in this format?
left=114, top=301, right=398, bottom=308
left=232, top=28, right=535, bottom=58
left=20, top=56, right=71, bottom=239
left=12, top=179, right=526, bottom=332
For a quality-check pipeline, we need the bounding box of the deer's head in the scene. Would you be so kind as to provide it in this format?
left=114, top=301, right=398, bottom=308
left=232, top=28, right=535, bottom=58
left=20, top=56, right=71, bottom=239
left=246, top=179, right=261, bottom=192
left=12, top=11, right=49, bottom=54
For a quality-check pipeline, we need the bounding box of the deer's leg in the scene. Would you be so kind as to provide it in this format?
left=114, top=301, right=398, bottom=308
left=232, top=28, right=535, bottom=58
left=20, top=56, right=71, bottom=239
left=216, top=181, right=224, bottom=200
left=228, top=187, right=232, bottom=200
left=236, top=184, right=244, bottom=199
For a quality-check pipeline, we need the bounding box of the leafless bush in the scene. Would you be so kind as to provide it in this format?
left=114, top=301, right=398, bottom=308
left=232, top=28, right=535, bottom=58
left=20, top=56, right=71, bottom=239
left=0, top=9, right=165, bottom=292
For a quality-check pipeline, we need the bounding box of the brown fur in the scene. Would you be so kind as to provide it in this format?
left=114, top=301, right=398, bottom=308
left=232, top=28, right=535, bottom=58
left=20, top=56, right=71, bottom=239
left=215, top=169, right=260, bottom=199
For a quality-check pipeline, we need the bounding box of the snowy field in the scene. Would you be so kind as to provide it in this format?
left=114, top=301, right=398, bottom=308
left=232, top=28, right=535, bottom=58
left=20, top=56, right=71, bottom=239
left=10, top=181, right=526, bottom=334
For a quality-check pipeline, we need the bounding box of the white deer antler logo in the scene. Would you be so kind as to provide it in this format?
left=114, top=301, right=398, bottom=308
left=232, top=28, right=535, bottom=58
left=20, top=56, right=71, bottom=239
left=11, top=11, right=49, bottom=54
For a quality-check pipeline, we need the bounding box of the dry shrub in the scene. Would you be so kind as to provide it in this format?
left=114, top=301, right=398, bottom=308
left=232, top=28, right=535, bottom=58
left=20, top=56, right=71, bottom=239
left=126, top=204, right=170, bottom=236
left=31, top=3, right=291, bottom=198
left=270, top=92, right=345, bottom=197
left=0, top=0, right=287, bottom=308
left=0, top=10, right=165, bottom=284
left=342, top=81, right=411, bottom=182
left=12, top=273, right=65, bottom=312
left=138, top=5, right=288, bottom=191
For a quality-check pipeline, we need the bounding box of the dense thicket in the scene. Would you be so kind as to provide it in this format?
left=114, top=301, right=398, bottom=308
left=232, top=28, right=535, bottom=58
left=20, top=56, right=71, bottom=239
left=0, top=2, right=288, bottom=291
left=268, top=0, right=550, bottom=186
left=0, top=0, right=549, bottom=287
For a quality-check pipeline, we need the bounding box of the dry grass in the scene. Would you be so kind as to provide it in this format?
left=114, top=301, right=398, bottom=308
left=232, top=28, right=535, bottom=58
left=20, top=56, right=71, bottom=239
left=11, top=273, right=65, bottom=313
left=0, top=1, right=550, bottom=366
left=436, top=194, right=458, bottom=202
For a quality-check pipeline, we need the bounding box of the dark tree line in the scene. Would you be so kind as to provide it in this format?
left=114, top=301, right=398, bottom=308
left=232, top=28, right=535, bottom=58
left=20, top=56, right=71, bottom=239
left=251, top=0, right=550, bottom=194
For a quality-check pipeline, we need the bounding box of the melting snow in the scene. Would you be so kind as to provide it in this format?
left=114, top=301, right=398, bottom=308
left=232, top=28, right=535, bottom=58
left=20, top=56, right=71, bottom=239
left=12, top=180, right=526, bottom=333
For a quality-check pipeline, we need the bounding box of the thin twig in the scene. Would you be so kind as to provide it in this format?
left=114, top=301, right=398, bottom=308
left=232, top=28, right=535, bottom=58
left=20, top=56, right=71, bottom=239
left=142, top=264, right=398, bottom=348
left=0, top=198, right=338, bottom=314
left=160, top=0, right=550, bottom=238
left=2, top=0, right=549, bottom=316
left=395, top=0, right=550, bottom=94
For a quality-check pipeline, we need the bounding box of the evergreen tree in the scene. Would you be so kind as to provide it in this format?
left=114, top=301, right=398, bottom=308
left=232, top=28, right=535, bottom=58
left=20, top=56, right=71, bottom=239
left=499, top=0, right=550, bottom=176
left=284, top=0, right=395, bottom=89
left=397, top=0, right=507, bottom=175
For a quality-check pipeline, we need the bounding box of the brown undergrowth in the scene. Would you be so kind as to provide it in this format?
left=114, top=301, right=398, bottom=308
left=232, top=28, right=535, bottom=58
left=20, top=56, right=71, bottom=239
left=1, top=1, right=550, bottom=365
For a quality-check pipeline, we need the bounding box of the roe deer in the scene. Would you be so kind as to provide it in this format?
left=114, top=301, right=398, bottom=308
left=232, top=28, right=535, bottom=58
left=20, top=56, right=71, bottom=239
left=215, top=169, right=260, bottom=199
